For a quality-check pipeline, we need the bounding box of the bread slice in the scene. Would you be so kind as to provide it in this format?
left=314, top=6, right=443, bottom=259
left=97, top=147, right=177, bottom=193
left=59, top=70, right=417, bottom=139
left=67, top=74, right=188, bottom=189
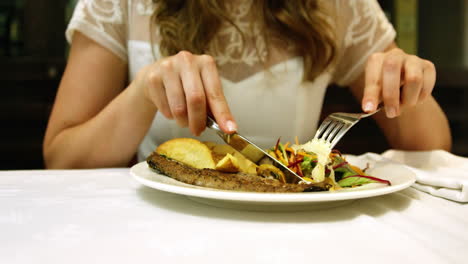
left=156, top=138, right=216, bottom=169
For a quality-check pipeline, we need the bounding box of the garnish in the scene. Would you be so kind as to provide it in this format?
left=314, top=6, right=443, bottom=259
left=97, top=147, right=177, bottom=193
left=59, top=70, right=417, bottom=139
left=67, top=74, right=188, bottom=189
left=266, top=137, right=391, bottom=190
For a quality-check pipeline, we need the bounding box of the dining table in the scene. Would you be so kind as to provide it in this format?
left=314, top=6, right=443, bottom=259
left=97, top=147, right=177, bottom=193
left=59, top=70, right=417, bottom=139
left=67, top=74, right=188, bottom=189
left=1, top=150, right=467, bottom=264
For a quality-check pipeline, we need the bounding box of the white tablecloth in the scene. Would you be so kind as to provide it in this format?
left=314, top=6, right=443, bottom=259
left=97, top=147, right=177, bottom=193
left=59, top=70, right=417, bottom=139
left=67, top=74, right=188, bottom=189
left=1, top=166, right=467, bottom=264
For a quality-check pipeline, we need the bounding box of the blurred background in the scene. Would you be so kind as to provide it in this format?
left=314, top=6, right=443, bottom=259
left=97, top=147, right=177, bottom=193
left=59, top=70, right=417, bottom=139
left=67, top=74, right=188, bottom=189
left=0, top=0, right=467, bottom=170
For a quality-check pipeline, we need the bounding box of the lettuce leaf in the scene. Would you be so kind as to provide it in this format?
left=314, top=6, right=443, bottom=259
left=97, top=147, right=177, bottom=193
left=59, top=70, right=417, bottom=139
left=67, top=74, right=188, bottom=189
left=338, top=175, right=391, bottom=187
left=337, top=175, right=375, bottom=187
left=300, top=156, right=316, bottom=176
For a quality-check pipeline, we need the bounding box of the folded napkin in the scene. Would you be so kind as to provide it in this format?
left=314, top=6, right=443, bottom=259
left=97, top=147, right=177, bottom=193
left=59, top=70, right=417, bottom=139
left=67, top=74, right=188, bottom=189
left=378, top=150, right=468, bottom=203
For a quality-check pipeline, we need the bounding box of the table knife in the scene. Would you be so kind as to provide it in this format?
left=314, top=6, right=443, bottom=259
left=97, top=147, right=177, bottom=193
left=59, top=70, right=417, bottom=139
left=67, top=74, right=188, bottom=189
left=206, top=116, right=304, bottom=182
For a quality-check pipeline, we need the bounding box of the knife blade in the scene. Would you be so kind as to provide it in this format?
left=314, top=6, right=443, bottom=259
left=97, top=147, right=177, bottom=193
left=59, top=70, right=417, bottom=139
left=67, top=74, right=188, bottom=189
left=206, top=116, right=304, bottom=183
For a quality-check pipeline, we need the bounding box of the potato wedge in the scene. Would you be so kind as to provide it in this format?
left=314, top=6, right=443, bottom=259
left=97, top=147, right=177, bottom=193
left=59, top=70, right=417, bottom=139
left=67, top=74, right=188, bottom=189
left=204, top=141, right=258, bottom=174
left=215, top=153, right=240, bottom=173
left=156, top=138, right=216, bottom=169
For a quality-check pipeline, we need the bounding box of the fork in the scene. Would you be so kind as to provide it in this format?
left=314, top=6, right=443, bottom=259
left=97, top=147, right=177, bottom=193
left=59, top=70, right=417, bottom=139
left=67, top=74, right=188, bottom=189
left=314, top=107, right=382, bottom=149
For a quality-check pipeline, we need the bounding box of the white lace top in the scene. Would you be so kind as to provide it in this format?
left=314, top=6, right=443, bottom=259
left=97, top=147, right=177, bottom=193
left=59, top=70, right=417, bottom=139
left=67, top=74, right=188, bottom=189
left=66, top=0, right=396, bottom=161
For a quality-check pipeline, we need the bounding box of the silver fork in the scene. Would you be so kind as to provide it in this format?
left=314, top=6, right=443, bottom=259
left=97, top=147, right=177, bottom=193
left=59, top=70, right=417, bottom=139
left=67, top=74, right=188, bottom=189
left=314, top=107, right=382, bottom=149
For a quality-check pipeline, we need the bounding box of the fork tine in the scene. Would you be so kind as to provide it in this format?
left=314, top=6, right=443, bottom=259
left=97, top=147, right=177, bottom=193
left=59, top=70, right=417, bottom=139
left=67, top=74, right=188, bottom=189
left=321, top=121, right=340, bottom=140
left=325, top=122, right=344, bottom=142
left=330, top=123, right=353, bottom=148
left=314, top=118, right=332, bottom=138
left=314, top=107, right=381, bottom=148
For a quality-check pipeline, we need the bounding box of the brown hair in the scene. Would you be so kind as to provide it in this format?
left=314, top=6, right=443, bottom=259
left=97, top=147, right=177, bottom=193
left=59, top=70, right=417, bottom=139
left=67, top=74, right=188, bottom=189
left=151, top=0, right=336, bottom=82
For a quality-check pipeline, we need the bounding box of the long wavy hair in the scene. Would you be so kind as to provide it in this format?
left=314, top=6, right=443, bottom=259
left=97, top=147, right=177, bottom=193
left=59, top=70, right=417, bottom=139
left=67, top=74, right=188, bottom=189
left=151, top=0, right=336, bottom=82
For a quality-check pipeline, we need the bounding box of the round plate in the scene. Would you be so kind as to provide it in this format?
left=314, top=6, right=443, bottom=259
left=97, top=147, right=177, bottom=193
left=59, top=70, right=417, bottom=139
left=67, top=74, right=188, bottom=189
left=130, top=156, right=416, bottom=211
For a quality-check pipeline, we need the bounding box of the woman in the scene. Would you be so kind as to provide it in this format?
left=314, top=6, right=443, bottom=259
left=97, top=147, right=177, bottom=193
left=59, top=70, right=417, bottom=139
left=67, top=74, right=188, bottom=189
left=43, top=0, right=451, bottom=169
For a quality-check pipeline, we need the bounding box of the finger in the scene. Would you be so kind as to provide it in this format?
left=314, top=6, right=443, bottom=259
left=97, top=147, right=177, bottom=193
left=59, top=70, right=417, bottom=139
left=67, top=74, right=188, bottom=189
left=160, top=59, right=187, bottom=125
left=146, top=65, right=172, bottom=119
left=382, top=50, right=404, bottom=118
left=363, top=53, right=384, bottom=112
left=420, top=60, right=436, bottom=102
left=401, top=55, right=423, bottom=108
left=198, top=55, right=237, bottom=134
left=177, top=51, right=207, bottom=136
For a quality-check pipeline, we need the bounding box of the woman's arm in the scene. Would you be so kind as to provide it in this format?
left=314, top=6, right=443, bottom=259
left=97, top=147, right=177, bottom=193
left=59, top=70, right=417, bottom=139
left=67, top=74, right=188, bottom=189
left=44, top=32, right=236, bottom=169
left=349, top=43, right=452, bottom=151
left=43, top=32, right=157, bottom=168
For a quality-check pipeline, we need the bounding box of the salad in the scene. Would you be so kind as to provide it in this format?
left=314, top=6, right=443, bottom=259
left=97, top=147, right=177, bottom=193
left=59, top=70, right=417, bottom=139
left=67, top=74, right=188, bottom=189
left=265, top=137, right=391, bottom=190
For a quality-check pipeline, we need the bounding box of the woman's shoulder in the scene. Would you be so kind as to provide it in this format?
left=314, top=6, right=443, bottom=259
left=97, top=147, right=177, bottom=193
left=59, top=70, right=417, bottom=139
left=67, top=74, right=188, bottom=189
left=69, top=0, right=128, bottom=27
left=66, top=0, right=136, bottom=61
left=70, top=0, right=155, bottom=24
left=326, top=0, right=396, bottom=86
left=324, top=0, right=388, bottom=27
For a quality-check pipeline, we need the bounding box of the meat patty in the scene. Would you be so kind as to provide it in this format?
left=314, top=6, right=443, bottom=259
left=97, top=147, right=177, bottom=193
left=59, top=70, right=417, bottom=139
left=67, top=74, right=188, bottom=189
left=146, top=152, right=320, bottom=192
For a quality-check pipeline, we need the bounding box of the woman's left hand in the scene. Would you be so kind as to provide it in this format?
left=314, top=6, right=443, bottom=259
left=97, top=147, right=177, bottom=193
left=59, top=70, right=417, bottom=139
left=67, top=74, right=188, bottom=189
left=361, top=47, right=436, bottom=118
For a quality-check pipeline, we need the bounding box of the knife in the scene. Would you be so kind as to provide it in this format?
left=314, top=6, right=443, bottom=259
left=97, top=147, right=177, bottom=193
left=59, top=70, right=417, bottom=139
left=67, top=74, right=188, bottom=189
left=206, top=116, right=304, bottom=183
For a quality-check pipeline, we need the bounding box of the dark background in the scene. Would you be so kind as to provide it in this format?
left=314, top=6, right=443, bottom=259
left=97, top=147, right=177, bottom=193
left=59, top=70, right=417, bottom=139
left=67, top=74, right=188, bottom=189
left=0, top=0, right=467, bottom=170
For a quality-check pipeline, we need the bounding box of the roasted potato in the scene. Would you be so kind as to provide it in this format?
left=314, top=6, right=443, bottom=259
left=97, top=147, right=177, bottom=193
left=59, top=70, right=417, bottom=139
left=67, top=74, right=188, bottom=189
left=156, top=138, right=216, bottom=169
left=214, top=153, right=240, bottom=172
left=204, top=141, right=258, bottom=174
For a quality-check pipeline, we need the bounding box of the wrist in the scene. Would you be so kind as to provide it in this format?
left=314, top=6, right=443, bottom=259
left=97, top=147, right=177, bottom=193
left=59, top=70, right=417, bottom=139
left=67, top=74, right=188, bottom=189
left=131, top=65, right=158, bottom=112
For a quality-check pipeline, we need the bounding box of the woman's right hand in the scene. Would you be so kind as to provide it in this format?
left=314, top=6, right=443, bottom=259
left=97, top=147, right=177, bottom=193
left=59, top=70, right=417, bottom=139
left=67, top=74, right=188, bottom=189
left=136, top=51, right=237, bottom=136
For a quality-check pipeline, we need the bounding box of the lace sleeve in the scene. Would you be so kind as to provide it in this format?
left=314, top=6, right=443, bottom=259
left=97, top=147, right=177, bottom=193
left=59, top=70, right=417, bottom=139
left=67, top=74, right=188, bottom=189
left=66, top=0, right=128, bottom=62
left=331, top=0, right=396, bottom=86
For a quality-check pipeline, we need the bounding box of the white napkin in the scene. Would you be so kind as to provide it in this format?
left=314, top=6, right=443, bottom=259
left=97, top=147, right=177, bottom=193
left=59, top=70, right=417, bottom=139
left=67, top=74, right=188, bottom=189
left=378, top=150, right=468, bottom=203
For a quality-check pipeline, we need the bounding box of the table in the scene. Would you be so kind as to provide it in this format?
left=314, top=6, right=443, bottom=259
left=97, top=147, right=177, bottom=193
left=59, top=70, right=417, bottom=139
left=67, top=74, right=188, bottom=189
left=1, top=168, right=467, bottom=264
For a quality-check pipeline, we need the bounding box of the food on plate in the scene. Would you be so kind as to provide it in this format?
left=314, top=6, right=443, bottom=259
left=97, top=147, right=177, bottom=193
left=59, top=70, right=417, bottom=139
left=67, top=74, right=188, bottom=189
left=156, top=138, right=216, bottom=169
left=146, top=137, right=391, bottom=192
left=256, top=164, right=286, bottom=183
left=214, top=153, right=239, bottom=172
left=268, top=138, right=391, bottom=190
left=147, top=152, right=311, bottom=192
left=203, top=141, right=258, bottom=174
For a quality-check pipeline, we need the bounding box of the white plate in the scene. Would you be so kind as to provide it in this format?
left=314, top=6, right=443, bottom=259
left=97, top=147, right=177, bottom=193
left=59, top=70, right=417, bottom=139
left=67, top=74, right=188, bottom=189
left=130, top=156, right=416, bottom=211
